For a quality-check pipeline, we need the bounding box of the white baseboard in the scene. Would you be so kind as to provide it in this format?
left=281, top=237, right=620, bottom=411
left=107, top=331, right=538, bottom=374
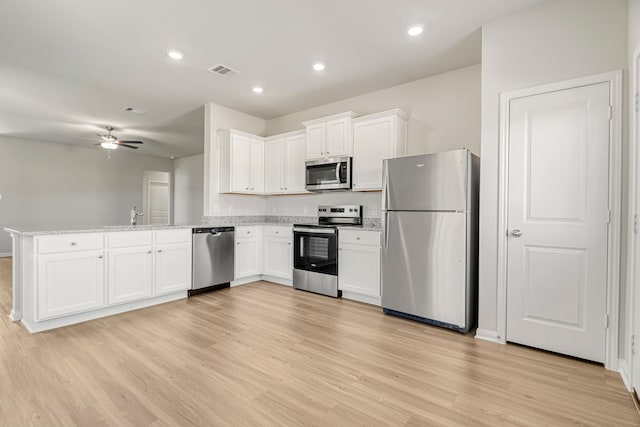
left=9, top=309, right=21, bottom=322
left=0, top=252, right=12, bottom=257
left=341, top=291, right=381, bottom=306
left=262, top=275, right=292, bottom=286
left=475, top=328, right=504, bottom=344
left=231, top=276, right=262, bottom=287
left=619, top=358, right=632, bottom=391
left=21, top=291, right=187, bottom=333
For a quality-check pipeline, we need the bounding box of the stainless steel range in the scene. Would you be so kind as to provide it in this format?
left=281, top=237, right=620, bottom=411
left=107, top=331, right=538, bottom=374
left=293, top=205, right=363, bottom=297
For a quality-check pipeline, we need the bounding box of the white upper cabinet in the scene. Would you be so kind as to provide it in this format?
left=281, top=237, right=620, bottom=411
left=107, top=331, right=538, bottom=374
left=302, top=112, right=358, bottom=160
left=265, top=137, right=286, bottom=193
left=265, top=131, right=307, bottom=194
left=218, top=129, right=265, bottom=195
left=352, top=109, right=408, bottom=191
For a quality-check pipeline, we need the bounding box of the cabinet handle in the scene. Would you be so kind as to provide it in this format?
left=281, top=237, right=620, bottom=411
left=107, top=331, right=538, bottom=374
left=98, top=255, right=103, bottom=259
left=288, top=242, right=291, bottom=246
left=275, top=231, right=279, bottom=234
left=339, top=248, right=342, bottom=251
left=251, top=188, right=254, bottom=190
left=148, top=251, right=152, bottom=254
left=236, top=242, right=240, bottom=245
left=157, top=249, right=162, bottom=253
left=246, top=187, right=249, bottom=190
left=356, top=237, right=360, bottom=240
left=70, top=242, right=77, bottom=246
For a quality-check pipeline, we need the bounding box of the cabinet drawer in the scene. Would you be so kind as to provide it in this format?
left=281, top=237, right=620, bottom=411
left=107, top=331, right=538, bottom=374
left=154, top=229, right=191, bottom=245
left=38, top=233, right=105, bottom=254
left=108, top=231, right=153, bottom=248
left=339, top=230, right=380, bottom=246
left=235, top=226, right=260, bottom=238
left=263, top=226, right=291, bottom=239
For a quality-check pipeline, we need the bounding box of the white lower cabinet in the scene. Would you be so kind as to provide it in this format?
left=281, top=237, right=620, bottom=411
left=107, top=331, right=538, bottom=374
left=108, top=246, right=154, bottom=305
left=31, top=228, right=192, bottom=329
left=262, top=226, right=292, bottom=280
left=235, top=226, right=262, bottom=280
left=338, top=230, right=381, bottom=304
left=37, top=250, right=106, bottom=320
left=155, top=243, right=192, bottom=295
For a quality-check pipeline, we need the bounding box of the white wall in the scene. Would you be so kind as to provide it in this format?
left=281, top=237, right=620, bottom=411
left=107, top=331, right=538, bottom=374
left=478, top=0, right=628, bottom=339
left=0, top=135, right=173, bottom=254
left=173, top=153, right=204, bottom=224
left=267, top=64, right=481, bottom=156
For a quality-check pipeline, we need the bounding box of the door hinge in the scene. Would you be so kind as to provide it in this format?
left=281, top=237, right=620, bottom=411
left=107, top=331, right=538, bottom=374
left=605, top=314, right=610, bottom=329
left=634, top=213, right=639, bottom=234
left=633, top=335, right=637, bottom=355
left=609, top=105, right=613, bottom=120
left=606, top=209, right=612, bottom=224
left=635, top=93, right=639, bottom=113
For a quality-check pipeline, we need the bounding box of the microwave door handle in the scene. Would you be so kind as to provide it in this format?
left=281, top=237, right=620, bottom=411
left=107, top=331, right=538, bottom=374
left=336, top=164, right=341, bottom=183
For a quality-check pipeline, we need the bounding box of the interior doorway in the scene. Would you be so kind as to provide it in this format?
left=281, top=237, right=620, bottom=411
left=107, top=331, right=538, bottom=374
left=142, top=171, right=171, bottom=225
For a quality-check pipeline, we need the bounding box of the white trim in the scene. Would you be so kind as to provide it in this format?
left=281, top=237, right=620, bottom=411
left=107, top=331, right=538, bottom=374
left=620, top=358, right=632, bottom=391
left=628, top=43, right=640, bottom=395
left=341, top=291, right=381, bottom=306
left=231, top=275, right=262, bottom=287
left=21, top=291, right=186, bottom=333
left=0, top=252, right=12, bottom=257
left=475, top=328, right=502, bottom=344
left=496, top=71, right=623, bottom=370
left=261, top=275, right=292, bottom=286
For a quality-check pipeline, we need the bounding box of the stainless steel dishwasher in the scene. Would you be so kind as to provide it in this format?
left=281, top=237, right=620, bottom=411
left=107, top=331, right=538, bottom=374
left=190, top=227, right=235, bottom=295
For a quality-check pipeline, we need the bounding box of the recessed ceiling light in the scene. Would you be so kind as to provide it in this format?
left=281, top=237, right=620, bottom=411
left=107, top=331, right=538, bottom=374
left=252, top=86, right=264, bottom=94
left=407, top=26, right=424, bottom=36
left=167, top=50, right=184, bottom=60
left=313, top=62, right=326, bottom=71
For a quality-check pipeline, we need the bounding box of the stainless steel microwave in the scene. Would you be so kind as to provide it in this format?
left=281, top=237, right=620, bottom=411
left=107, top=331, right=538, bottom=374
left=305, top=156, right=352, bottom=191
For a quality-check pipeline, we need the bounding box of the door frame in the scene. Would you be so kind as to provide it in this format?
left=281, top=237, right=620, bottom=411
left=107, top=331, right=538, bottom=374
left=628, top=44, right=640, bottom=391
left=142, top=170, right=171, bottom=225
left=495, top=70, right=623, bottom=370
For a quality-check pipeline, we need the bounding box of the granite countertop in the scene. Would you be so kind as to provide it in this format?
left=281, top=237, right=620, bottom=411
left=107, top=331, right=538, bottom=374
left=4, top=224, right=198, bottom=236
left=4, top=216, right=381, bottom=237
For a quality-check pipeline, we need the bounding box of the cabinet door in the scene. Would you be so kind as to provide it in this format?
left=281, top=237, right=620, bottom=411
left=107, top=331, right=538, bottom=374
left=305, top=123, right=326, bottom=160
left=250, top=138, right=265, bottom=193
left=155, top=243, right=192, bottom=295
left=263, top=237, right=292, bottom=280
left=326, top=117, right=352, bottom=157
left=338, top=243, right=381, bottom=298
left=352, top=116, right=393, bottom=190
left=231, top=133, right=252, bottom=192
left=265, top=138, right=285, bottom=194
left=37, top=250, right=105, bottom=320
left=284, top=134, right=307, bottom=193
left=108, top=246, right=154, bottom=305
left=235, top=237, right=261, bottom=279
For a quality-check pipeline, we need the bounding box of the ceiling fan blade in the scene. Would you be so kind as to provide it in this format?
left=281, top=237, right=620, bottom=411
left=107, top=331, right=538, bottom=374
left=118, top=143, right=139, bottom=149
left=118, top=140, right=143, bottom=144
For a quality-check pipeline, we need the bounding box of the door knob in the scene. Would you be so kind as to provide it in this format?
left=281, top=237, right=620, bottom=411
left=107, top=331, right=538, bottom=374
left=511, top=229, right=522, bottom=238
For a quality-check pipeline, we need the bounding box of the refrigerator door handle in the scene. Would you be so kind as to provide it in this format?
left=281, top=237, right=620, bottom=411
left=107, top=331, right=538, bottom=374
left=381, top=160, right=389, bottom=211
left=382, top=211, right=389, bottom=256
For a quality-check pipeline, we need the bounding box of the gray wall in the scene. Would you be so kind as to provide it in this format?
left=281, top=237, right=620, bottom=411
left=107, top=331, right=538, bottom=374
left=0, top=135, right=173, bottom=253
left=173, top=153, right=204, bottom=224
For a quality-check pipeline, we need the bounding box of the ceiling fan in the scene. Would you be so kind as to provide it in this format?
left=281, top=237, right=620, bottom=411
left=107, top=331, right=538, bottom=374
left=94, top=126, right=143, bottom=150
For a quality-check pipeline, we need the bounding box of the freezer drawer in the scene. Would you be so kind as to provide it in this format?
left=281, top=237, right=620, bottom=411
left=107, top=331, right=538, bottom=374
left=381, top=211, right=468, bottom=328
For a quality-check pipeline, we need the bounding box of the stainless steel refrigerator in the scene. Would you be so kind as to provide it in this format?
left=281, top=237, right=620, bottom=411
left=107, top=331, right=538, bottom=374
left=381, top=149, right=479, bottom=333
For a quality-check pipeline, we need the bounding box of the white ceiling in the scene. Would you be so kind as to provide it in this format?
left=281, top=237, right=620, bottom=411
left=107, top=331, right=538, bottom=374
left=0, top=0, right=550, bottom=158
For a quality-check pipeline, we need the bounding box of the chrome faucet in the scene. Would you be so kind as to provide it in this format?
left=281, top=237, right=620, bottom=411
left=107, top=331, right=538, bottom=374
left=130, top=206, right=144, bottom=225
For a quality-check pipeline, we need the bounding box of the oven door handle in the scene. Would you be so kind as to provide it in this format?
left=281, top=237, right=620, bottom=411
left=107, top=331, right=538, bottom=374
left=293, top=227, right=336, bottom=234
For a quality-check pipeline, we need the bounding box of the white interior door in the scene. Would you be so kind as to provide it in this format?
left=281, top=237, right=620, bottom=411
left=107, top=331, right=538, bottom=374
left=148, top=181, right=169, bottom=224
left=506, top=82, right=610, bottom=363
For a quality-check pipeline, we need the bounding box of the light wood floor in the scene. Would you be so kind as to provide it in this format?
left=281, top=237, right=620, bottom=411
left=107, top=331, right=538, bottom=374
left=0, top=258, right=638, bottom=426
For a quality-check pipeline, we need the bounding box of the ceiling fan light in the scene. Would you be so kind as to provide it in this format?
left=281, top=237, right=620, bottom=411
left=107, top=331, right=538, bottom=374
left=101, top=141, right=118, bottom=150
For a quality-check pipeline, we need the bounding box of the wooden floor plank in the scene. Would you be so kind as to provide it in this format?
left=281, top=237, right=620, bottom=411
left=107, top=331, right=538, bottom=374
left=0, top=258, right=637, bottom=426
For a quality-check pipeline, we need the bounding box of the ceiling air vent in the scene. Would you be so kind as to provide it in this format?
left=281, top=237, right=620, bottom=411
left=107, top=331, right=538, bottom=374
left=207, top=64, right=238, bottom=77
left=123, top=107, right=147, bottom=115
